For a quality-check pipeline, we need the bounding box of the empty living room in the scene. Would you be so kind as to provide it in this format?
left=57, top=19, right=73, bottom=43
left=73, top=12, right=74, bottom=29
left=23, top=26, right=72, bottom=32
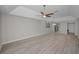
left=0, top=5, right=79, bottom=54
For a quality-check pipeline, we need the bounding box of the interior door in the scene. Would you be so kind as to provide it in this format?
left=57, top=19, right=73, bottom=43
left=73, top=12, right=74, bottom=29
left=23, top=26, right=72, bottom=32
left=68, top=23, right=75, bottom=34
left=51, top=24, right=55, bottom=32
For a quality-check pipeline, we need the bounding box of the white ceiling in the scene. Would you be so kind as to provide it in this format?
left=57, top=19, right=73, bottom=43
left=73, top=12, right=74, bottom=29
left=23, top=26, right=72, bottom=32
left=0, top=5, right=18, bottom=13
left=10, top=6, right=43, bottom=20
left=0, top=5, right=77, bottom=23
left=0, top=5, right=70, bottom=16
left=25, top=5, right=70, bottom=16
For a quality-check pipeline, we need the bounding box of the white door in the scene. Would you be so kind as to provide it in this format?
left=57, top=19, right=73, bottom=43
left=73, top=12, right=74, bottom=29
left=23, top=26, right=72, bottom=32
left=51, top=24, right=55, bottom=32
left=68, top=23, right=75, bottom=34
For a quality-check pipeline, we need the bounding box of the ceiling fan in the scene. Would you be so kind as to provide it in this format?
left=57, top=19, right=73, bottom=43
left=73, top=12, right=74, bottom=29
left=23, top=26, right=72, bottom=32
left=39, top=5, right=57, bottom=18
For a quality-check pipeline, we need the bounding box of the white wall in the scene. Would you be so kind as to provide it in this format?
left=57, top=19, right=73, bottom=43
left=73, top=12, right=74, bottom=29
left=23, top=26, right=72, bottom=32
left=78, top=19, right=79, bottom=38
left=75, top=19, right=79, bottom=38
left=41, top=21, right=52, bottom=34
left=68, top=23, right=75, bottom=33
left=57, top=19, right=79, bottom=36
left=0, top=13, right=2, bottom=50
left=1, top=14, right=51, bottom=44
left=59, top=22, right=67, bottom=34
left=69, top=6, right=79, bottom=18
left=69, top=6, right=79, bottom=38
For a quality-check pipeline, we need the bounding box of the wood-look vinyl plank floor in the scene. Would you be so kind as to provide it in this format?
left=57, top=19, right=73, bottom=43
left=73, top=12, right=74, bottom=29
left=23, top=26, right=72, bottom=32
left=1, top=33, right=79, bottom=54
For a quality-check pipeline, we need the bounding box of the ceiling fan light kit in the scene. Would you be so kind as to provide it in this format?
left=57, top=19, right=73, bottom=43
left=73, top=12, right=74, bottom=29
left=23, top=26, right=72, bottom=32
left=43, top=15, right=46, bottom=18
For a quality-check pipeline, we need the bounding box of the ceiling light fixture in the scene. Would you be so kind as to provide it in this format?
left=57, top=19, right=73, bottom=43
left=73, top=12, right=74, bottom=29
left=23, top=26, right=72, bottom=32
left=40, top=5, right=58, bottom=18
left=43, top=15, right=46, bottom=18
left=52, top=23, right=56, bottom=25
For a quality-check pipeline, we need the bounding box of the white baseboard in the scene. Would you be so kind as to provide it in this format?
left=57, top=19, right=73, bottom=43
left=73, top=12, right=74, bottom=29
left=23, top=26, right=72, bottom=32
left=2, top=33, right=46, bottom=45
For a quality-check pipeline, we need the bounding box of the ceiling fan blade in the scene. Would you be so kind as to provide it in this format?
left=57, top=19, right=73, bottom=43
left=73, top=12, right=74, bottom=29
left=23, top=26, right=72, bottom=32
left=46, top=13, right=54, bottom=16
left=46, top=15, right=51, bottom=17
left=41, top=12, right=44, bottom=15
left=46, top=10, right=58, bottom=16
